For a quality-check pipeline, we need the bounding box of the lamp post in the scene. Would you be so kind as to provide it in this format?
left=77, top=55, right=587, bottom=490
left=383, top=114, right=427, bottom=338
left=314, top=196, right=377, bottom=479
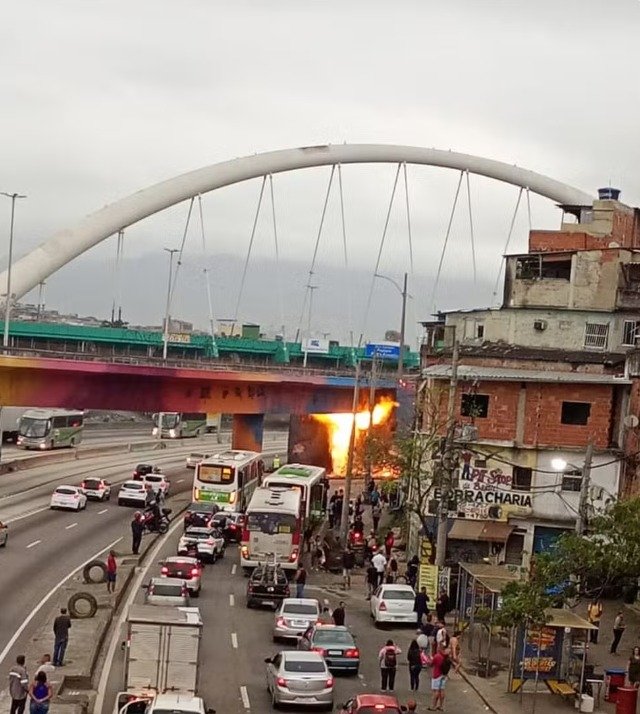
left=162, top=248, right=179, bottom=361
left=374, top=272, right=409, bottom=377
left=551, top=441, right=594, bottom=534
left=1, top=192, right=27, bottom=348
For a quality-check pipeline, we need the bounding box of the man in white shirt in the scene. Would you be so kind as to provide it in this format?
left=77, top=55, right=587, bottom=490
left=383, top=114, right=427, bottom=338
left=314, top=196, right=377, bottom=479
left=35, top=654, right=56, bottom=677
left=372, top=551, right=387, bottom=587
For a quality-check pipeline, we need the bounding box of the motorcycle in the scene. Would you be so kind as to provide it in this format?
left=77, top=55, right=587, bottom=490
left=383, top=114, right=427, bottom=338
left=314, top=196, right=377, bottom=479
left=142, top=507, right=172, bottom=534
left=348, top=527, right=366, bottom=566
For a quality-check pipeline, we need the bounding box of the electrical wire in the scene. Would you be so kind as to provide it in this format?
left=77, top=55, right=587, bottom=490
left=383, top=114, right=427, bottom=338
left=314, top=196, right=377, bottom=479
left=465, top=170, right=477, bottom=285
left=169, top=197, right=195, bottom=307
left=268, top=174, right=285, bottom=337
left=492, top=187, right=523, bottom=303
left=526, top=187, right=532, bottom=230
left=197, top=194, right=216, bottom=340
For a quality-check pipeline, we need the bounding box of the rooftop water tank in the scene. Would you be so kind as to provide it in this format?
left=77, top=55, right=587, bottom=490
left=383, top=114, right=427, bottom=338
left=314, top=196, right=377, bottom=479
left=598, top=187, right=621, bottom=201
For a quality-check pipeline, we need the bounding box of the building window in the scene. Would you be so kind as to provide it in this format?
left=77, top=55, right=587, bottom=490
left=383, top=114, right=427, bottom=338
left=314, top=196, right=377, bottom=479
left=461, top=394, right=489, bottom=419
left=561, top=471, right=582, bottom=492
left=623, top=320, right=639, bottom=346
left=516, top=254, right=572, bottom=280
left=474, top=459, right=487, bottom=469
left=561, top=401, right=591, bottom=425
left=475, top=322, right=485, bottom=340
left=584, top=323, right=609, bottom=349
left=513, top=466, right=532, bottom=491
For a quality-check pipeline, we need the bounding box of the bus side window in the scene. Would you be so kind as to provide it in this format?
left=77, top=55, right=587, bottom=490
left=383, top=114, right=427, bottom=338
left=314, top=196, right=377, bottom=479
left=52, top=416, right=66, bottom=428
left=257, top=460, right=264, bottom=481
left=237, top=468, right=245, bottom=488
left=250, top=462, right=257, bottom=481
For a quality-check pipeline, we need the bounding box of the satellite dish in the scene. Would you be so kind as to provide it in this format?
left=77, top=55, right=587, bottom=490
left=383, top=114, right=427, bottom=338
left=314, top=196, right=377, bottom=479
left=624, top=414, right=639, bottom=429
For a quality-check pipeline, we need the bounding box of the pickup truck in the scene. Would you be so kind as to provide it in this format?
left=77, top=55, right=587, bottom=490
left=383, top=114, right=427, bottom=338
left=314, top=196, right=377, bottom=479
left=115, top=692, right=214, bottom=714
left=246, top=562, right=290, bottom=609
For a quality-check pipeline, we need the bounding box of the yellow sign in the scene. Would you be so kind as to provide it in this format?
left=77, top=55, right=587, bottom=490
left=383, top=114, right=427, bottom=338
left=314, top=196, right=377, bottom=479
left=419, top=564, right=439, bottom=604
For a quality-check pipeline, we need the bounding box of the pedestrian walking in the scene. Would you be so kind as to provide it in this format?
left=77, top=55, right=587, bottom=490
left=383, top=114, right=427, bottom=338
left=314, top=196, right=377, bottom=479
left=611, top=611, right=626, bottom=654
left=328, top=492, right=337, bottom=529
left=52, top=608, right=71, bottom=667
left=342, top=546, right=355, bottom=589
left=384, top=530, right=395, bottom=559
left=450, top=629, right=462, bottom=672
left=587, top=599, right=603, bottom=644
left=370, top=486, right=380, bottom=508
left=372, top=550, right=387, bottom=587
left=436, top=621, right=450, bottom=650
left=9, top=655, right=29, bottom=714
left=318, top=603, right=332, bottom=625
left=312, top=536, right=323, bottom=571
left=406, top=555, right=419, bottom=588
left=430, top=644, right=451, bottom=711
left=334, top=489, right=344, bottom=528
left=332, top=601, right=346, bottom=626
left=378, top=639, right=401, bottom=692
left=387, top=557, right=398, bottom=584
left=366, top=563, right=378, bottom=600
left=629, top=647, right=640, bottom=687
left=294, top=564, right=307, bottom=598
left=106, top=549, right=117, bottom=594
left=435, top=589, right=450, bottom=623
left=371, top=502, right=382, bottom=533
left=413, top=586, right=430, bottom=626
left=28, top=670, right=52, bottom=714
left=131, top=512, right=144, bottom=555
left=407, top=639, right=422, bottom=691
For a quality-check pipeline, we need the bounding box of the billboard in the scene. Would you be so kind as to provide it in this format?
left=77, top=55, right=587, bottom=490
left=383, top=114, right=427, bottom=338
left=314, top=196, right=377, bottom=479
left=365, top=342, right=400, bottom=359
left=514, top=625, right=563, bottom=680
left=303, top=338, right=330, bottom=354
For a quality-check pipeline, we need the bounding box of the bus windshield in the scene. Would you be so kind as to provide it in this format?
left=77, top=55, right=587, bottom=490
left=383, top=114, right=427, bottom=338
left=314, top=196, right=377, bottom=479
left=19, top=418, right=50, bottom=438
left=247, top=512, right=296, bottom=535
left=160, top=413, right=179, bottom=428
left=198, top=464, right=235, bottom=485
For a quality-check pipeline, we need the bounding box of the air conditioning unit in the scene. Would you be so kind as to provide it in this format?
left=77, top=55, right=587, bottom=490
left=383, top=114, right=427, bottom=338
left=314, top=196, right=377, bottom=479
left=454, top=425, right=478, bottom=442
left=534, top=320, right=547, bottom=331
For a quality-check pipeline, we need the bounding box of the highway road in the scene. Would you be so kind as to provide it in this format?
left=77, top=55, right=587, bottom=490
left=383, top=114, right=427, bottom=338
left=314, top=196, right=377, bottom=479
left=0, top=432, right=287, bottom=692
left=99, top=484, right=491, bottom=714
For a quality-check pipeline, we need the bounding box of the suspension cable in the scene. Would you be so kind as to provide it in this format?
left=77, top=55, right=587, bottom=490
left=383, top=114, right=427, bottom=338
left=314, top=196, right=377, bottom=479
left=361, top=163, right=402, bottom=340
left=337, top=164, right=354, bottom=348
left=268, top=174, right=285, bottom=337
left=233, top=175, right=267, bottom=326
left=526, top=186, right=532, bottom=230
left=296, top=165, right=336, bottom=340
left=197, top=194, right=216, bottom=339
left=465, top=170, right=477, bottom=285
left=110, top=229, right=124, bottom=324
left=430, top=171, right=464, bottom=314
left=492, top=187, right=523, bottom=302
left=402, top=163, right=415, bottom=274
left=169, top=197, right=195, bottom=307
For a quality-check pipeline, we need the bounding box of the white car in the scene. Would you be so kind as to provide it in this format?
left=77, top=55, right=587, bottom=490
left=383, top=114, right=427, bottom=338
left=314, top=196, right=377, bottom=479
left=370, top=583, right=416, bottom=626
left=118, top=480, right=155, bottom=507
left=178, top=526, right=225, bottom=563
left=143, top=473, right=170, bottom=496
left=186, top=453, right=209, bottom=469
left=80, top=477, right=111, bottom=501
left=50, top=485, right=87, bottom=511
left=0, top=521, right=7, bottom=547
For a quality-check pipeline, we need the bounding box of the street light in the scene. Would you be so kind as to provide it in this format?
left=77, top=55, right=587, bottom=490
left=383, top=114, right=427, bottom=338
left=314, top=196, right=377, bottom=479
left=374, top=272, right=409, bottom=377
left=162, top=248, right=180, bottom=361
left=1, top=192, right=27, bottom=348
left=551, top=443, right=594, bottom=534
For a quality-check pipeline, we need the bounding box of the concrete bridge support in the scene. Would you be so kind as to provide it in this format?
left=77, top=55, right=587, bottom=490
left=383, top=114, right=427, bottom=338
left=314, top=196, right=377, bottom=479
left=232, top=413, right=265, bottom=453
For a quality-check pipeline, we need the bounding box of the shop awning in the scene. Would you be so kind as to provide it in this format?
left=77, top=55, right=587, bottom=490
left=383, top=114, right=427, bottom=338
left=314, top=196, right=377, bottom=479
left=449, top=520, right=514, bottom=542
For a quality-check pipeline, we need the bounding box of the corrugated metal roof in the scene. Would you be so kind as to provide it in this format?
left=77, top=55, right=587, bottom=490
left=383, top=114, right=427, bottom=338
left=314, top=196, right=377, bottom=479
left=422, top=364, right=630, bottom=385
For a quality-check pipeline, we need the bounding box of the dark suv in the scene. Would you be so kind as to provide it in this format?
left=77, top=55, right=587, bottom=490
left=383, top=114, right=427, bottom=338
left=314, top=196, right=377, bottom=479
left=183, top=501, right=219, bottom=530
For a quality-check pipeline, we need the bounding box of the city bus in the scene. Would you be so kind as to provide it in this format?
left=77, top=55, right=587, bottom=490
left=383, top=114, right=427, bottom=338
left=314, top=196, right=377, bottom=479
left=240, top=487, right=303, bottom=572
left=262, top=464, right=327, bottom=520
left=193, top=449, right=264, bottom=512
left=17, top=409, right=84, bottom=449
left=152, top=412, right=207, bottom=439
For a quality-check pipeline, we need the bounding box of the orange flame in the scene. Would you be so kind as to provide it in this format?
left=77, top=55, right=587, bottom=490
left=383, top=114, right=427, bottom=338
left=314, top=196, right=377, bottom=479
left=312, top=397, right=396, bottom=475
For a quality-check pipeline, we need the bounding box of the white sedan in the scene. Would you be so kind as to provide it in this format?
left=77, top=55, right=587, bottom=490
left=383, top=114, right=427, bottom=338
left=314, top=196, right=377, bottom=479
left=370, top=583, right=416, bottom=627
left=118, top=480, right=154, bottom=507
left=143, top=473, right=170, bottom=496
left=50, top=485, right=87, bottom=511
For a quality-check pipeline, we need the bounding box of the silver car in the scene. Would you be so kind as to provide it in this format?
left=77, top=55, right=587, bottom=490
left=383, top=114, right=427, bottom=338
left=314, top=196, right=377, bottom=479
left=265, top=650, right=334, bottom=710
left=273, top=598, right=320, bottom=642
left=143, top=577, right=190, bottom=607
left=186, top=452, right=209, bottom=469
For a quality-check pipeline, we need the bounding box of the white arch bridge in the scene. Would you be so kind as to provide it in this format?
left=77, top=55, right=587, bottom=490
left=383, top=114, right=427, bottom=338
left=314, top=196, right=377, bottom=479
left=3, top=143, right=594, bottom=300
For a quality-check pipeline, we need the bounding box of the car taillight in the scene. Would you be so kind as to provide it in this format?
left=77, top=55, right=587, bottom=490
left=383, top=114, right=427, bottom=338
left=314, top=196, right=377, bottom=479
left=312, top=647, right=327, bottom=656
left=229, top=524, right=236, bottom=530
left=289, top=549, right=298, bottom=562
left=161, top=566, right=169, bottom=575
left=276, top=617, right=285, bottom=627
left=354, top=531, right=362, bottom=540
left=325, top=677, right=334, bottom=688
left=276, top=677, right=287, bottom=688
left=81, top=482, right=86, bottom=488
left=345, top=648, right=359, bottom=658
left=191, top=568, right=200, bottom=576
left=374, top=705, right=386, bottom=710
left=379, top=601, right=387, bottom=611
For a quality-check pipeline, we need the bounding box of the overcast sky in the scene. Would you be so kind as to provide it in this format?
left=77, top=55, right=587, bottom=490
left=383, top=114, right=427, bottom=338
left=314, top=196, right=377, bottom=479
left=1, top=0, right=639, bottom=346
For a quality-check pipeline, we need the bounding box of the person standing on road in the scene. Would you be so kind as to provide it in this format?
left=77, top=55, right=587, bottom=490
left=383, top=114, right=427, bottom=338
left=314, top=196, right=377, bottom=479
left=587, top=599, right=603, bottom=644
left=414, top=587, right=430, bottom=626
left=378, top=639, right=401, bottom=692
left=28, top=670, right=52, bottom=714
left=366, top=563, right=378, bottom=600
left=52, top=608, right=71, bottom=667
left=131, top=512, right=144, bottom=555
left=332, top=601, right=346, bottom=626
left=294, top=564, right=307, bottom=598
left=106, top=550, right=117, bottom=594
left=371, top=502, right=382, bottom=533
left=628, top=647, right=640, bottom=687
left=342, top=546, right=355, bottom=589
left=9, top=655, right=29, bottom=714
left=372, top=550, right=387, bottom=587
left=407, top=639, right=422, bottom=691
left=435, top=589, right=450, bottom=623
left=384, top=530, right=395, bottom=559
left=430, top=644, right=451, bottom=711
left=611, top=611, right=626, bottom=654
left=333, top=489, right=344, bottom=529
left=35, top=655, right=55, bottom=678
left=328, top=492, right=337, bottom=529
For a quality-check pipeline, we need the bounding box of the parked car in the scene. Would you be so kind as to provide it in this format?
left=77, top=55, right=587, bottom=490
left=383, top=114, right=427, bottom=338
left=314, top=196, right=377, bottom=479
left=370, top=584, right=416, bottom=627
left=50, top=485, right=87, bottom=511
left=184, top=501, right=219, bottom=529
left=178, top=526, right=225, bottom=563
left=143, top=577, right=190, bottom=607
left=132, top=463, right=154, bottom=480
left=118, top=480, right=155, bottom=508
left=80, top=477, right=111, bottom=501
left=298, top=625, right=360, bottom=674
left=273, top=598, right=320, bottom=642
left=160, top=556, right=203, bottom=597
left=247, top=562, right=290, bottom=609
left=264, top=650, right=333, bottom=710
left=338, top=694, right=406, bottom=714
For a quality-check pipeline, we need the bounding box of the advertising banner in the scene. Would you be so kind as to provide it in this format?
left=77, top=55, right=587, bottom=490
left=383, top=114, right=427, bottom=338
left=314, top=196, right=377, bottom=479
left=514, top=625, right=563, bottom=680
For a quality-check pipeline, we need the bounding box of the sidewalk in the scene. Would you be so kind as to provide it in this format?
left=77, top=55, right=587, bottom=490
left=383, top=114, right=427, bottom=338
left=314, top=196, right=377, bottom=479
left=458, top=599, right=640, bottom=714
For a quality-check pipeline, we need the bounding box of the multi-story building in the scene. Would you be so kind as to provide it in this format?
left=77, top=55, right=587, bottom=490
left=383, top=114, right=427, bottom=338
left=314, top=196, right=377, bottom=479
left=419, top=190, right=640, bottom=568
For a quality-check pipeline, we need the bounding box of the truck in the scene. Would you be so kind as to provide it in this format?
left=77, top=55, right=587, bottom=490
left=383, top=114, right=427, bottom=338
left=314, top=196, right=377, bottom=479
left=113, top=605, right=214, bottom=714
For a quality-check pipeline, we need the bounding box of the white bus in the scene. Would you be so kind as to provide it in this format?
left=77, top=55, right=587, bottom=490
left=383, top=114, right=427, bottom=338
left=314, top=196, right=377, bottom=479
left=17, top=409, right=84, bottom=449
left=262, top=464, right=327, bottom=520
left=152, top=412, right=207, bottom=439
left=193, top=449, right=264, bottom=512
left=240, top=487, right=303, bottom=572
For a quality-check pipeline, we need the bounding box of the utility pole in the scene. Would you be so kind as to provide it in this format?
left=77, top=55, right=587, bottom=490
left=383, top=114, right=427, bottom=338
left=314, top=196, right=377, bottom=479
left=397, top=272, right=408, bottom=377
left=340, top=361, right=361, bottom=546
left=303, top=284, right=318, bottom=369
left=435, top=337, right=459, bottom=567
left=365, top=356, right=378, bottom=490
left=162, top=248, right=179, bottom=360
left=575, top=441, right=594, bottom=535
left=1, top=192, right=27, bottom=348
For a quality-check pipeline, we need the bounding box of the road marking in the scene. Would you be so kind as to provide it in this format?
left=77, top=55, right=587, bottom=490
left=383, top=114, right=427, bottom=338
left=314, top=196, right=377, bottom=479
left=176, top=478, right=184, bottom=483
left=0, top=536, right=122, bottom=667
left=240, top=685, right=250, bottom=709
left=65, top=522, right=78, bottom=530
left=26, top=539, right=41, bottom=549
left=231, top=563, right=237, bottom=575
left=231, top=632, right=238, bottom=648
left=98, top=508, right=108, bottom=514
left=230, top=594, right=235, bottom=607
left=6, top=506, right=49, bottom=524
